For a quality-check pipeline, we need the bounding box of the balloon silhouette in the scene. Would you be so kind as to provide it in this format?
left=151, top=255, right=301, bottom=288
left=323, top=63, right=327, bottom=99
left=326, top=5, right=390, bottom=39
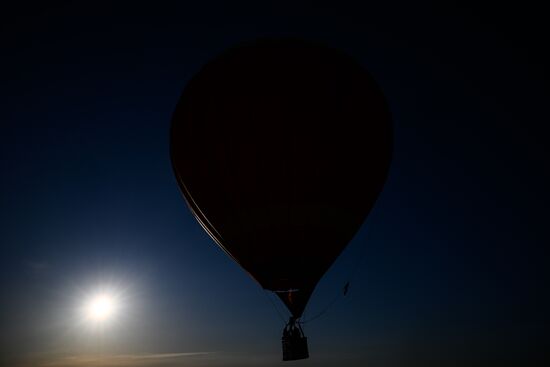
left=170, top=38, right=392, bottom=360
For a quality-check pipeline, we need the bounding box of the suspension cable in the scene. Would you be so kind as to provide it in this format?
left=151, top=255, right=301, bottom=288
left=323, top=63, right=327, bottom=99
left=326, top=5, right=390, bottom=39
left=262, top=289, right=289, bottom=326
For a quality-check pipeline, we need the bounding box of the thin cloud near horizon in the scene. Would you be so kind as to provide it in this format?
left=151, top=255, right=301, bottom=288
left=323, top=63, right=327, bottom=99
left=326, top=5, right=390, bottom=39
left=32, top=352, right=217, bottom=367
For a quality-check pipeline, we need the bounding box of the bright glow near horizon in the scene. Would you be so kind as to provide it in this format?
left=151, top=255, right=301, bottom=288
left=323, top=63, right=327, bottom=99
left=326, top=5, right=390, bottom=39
left=84, top=293, right=118, bottom=323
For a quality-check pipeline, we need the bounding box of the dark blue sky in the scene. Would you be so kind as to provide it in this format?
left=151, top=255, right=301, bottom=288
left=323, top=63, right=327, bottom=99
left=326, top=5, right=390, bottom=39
left=1, top=2, right=548, bottom=366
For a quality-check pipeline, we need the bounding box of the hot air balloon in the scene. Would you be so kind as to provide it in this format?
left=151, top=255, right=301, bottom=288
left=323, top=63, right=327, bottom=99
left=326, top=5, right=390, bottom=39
left=170, top=38, right=392, bottom=361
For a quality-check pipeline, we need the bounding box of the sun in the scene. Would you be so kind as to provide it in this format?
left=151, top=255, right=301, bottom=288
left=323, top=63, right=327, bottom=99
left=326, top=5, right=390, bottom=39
left=84, top=293, right=118, bottom=323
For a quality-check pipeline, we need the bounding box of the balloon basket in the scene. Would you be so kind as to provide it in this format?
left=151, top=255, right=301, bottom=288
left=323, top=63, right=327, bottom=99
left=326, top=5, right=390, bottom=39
left=282, top=335, right=308, bottom=361
left=282, top=320, right=309, bottom=361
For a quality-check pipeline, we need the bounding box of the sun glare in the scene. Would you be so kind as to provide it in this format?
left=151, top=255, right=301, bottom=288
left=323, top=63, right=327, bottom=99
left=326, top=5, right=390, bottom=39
left=85, top=293, right=117, bottom=323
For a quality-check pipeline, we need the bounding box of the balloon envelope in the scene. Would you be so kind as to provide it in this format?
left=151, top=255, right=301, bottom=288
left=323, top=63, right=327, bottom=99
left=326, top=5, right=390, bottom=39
left=170, top=39, right=392, bottom=318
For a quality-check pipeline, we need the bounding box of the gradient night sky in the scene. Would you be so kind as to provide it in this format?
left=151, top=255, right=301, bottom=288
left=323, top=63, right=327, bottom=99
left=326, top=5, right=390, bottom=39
left=1, top=2, right=548, bottom=366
